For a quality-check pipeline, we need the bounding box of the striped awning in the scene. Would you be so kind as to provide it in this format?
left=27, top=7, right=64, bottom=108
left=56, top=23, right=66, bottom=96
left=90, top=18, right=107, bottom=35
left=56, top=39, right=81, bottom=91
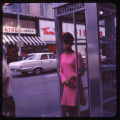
left=2, top=34, right=46, bottom=46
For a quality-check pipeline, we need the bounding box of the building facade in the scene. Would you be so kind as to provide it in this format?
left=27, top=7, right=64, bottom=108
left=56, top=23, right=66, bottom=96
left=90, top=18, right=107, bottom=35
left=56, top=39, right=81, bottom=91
left=2, top=3, right=55, bottom=63
left=2, top=3, right=116, bottom=63
left=3, top=3, right=55, bottom=18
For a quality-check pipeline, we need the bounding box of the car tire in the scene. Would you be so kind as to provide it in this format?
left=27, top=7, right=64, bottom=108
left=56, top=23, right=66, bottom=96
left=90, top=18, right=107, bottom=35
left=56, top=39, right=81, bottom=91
left=21, top=72, right=28, bottom=76
left=33, top=68, right=42, bottom=75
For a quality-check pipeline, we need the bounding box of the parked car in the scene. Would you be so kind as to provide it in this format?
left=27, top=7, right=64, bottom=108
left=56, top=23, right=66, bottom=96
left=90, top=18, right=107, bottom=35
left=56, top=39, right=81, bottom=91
left=9, top=52, right=57, bottom=75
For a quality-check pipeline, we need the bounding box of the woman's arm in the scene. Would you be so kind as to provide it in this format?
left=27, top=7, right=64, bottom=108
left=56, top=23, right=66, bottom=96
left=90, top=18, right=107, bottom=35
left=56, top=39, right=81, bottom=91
left=59, top=54, right=76, bottom=85
left=62, top=76, right=76, bottom=85
left=59, top=55, right=68, bottom=84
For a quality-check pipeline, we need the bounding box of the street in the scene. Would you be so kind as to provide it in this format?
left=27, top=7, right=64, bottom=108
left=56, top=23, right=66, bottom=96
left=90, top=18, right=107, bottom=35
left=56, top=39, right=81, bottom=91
left=11, top=71, right=89, bottom=117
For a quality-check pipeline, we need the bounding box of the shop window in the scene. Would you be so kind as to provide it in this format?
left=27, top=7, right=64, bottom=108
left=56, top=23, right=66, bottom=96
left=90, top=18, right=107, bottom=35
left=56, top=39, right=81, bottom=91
left=21, top=20, right=35, bottom=28
left=7, top=47, right=17, bottom=56
left=47, top=44, right=56, bottom=53
left=3, top=17, right=35, bottom=29
left=3, top=18, right=17, bottom=27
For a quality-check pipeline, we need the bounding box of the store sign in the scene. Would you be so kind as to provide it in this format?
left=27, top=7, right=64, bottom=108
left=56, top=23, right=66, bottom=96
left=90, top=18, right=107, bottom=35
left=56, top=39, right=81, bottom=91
left=39, top=20, right=55, bottom=41
left=3, top=26, right=36, bottom=34
left=39, top=20, right=105, bottom=41
left=58, top=3, right=84, bottom=14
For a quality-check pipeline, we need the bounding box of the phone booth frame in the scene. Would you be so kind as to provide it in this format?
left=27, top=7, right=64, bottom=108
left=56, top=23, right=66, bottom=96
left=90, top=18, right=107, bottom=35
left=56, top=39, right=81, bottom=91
left=54, top=3, right=116, bottom=117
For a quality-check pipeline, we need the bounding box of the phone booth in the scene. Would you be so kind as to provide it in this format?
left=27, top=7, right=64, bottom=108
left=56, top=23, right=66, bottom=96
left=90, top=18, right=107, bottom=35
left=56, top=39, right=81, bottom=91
left=54, top=3, right=116, bottom=117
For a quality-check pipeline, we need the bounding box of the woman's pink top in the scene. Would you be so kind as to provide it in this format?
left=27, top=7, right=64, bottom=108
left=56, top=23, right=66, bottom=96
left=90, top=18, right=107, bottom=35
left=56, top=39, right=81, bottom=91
left=60, top=52, right=86, bottom=106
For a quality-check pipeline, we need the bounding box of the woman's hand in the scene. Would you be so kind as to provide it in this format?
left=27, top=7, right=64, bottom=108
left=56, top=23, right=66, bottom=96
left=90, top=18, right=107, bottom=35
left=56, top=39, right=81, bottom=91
left=69, top=76, right=76, bottom=81
left=63, top=76, right=73, bottom=85
left=63, top=75, right=76, bottom=88
left=63, top=79, right=69, bottom=85
left=68, top=76, right=76, bottom=88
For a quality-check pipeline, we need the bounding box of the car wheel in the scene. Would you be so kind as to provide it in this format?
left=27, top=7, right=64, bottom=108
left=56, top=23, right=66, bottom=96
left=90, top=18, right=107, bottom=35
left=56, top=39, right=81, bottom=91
left=33, top=68, right=42, bottom=75
left=21, top=72, right=28, bottom=76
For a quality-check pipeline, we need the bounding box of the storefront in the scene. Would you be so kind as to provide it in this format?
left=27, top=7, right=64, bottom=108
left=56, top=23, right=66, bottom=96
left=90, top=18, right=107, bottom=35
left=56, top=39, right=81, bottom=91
left=39, top=19, right=56, bottom=53
left=3, top=13, right=46, bottom=63
left=39, top=19, right=105, bottom=55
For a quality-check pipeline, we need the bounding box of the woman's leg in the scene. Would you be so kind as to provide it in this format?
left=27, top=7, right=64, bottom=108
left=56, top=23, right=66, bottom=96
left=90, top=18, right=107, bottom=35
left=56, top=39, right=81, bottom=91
left=67, top=106, right=78, bottom=117
left=61, top=105, right=67, bottom=117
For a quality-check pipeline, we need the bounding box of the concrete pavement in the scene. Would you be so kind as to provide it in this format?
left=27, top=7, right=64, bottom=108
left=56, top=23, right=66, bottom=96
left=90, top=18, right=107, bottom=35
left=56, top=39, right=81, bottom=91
left=12, top=71, right=116, bottom=117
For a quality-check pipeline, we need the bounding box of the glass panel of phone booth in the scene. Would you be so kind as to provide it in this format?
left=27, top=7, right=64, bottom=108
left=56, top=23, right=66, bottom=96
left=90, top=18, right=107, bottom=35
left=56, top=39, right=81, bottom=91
left=71, top=12, right=89, bottom=116
left=98, top=6, right=117, bottom=116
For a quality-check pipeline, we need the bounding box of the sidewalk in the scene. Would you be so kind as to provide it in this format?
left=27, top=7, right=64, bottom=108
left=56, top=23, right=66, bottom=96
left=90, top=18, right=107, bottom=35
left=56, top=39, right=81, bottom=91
left=45, top=71, right=117, bottom=117
left=14, top=71, right=116, bottom=117
left=80, top=71, right=117, bottom=117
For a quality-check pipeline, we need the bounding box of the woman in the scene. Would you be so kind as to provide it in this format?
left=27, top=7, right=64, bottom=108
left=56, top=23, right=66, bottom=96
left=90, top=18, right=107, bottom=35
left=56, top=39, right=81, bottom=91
left=59, top=32, right=86, bottom=117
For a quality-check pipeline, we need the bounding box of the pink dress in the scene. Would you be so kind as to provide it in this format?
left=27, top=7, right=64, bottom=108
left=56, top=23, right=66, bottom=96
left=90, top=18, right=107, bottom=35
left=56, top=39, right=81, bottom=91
left=59, top=52, right=86, bottom=106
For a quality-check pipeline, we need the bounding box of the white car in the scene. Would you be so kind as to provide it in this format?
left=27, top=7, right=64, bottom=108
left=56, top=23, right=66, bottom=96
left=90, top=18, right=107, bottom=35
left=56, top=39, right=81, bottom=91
left=9, top=52, right=57, bottom=75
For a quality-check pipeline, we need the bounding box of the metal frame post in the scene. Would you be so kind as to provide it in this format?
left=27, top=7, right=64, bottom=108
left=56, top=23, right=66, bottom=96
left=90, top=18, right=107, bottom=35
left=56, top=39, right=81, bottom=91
left=73, top=12, right=81, bottom=117
left=54, top=9, right=63, bottom=117
left=85, top=3, right=103, bottom=117
left=17, top=3, right=22, bottom=58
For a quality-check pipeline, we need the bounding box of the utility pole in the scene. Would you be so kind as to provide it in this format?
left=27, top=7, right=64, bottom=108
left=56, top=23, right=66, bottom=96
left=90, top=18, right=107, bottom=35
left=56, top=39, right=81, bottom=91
left=17, top=3, right=22, bottom=59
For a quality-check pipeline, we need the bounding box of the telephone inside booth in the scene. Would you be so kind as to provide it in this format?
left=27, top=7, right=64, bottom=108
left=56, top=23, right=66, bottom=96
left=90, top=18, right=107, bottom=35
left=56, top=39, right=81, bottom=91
left=54, top=3, right=116, bottom=117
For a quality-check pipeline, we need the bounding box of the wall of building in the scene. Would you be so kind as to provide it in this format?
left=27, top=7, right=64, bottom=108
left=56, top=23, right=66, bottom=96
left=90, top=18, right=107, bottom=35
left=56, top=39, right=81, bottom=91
left=3, top=3, right=55, bottom=18
left=29, top=3, right=40, bottom=16
left=20, top=3, right=30, bottom=14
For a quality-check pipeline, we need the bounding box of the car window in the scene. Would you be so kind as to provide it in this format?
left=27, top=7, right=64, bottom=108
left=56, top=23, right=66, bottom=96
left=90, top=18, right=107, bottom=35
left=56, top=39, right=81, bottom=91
left=49, top=54, right=56, bottom=59
left=23, top=54, right=36, bottom=60
left=41, top=54, right=48, bottom=60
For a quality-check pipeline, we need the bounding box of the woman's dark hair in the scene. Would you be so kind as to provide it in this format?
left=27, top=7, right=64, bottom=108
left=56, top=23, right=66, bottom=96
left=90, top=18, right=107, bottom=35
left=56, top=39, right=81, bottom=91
left=62, top=32, right=74, bottom=45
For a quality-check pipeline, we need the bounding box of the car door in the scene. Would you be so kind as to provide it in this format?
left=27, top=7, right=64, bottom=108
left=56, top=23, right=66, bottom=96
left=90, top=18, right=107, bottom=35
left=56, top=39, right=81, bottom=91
left=48, top=53, right=57, bottom=69
left=40, top=54, right=51, bottom=71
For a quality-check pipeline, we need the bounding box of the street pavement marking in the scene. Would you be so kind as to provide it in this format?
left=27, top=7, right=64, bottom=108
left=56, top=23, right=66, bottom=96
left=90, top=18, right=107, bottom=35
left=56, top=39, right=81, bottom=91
left=45, top=74, right=57, bottom=77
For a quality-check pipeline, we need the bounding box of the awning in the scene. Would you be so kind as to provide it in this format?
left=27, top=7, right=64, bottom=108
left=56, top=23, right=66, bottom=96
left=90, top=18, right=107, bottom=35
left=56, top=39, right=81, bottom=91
left=2, top=34, right=46, bottom=46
